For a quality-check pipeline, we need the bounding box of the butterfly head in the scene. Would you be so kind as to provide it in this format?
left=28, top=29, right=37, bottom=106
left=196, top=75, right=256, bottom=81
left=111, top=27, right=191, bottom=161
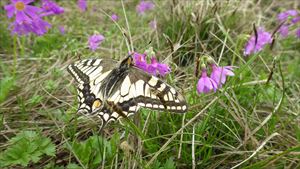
left=120, top=54, right=134, bottom=69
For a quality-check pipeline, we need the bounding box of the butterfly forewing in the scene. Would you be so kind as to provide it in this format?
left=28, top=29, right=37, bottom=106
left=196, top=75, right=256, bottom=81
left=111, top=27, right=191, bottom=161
left=67, top=58, right=116, bottom=114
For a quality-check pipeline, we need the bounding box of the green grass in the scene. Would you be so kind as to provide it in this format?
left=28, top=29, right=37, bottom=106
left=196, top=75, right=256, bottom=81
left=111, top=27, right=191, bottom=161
left=0, top=0, right=299, bottom=168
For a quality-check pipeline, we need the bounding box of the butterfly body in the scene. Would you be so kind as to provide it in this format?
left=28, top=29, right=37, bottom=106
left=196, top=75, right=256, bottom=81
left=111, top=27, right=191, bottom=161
left=68, top=55, right=188, bottom=128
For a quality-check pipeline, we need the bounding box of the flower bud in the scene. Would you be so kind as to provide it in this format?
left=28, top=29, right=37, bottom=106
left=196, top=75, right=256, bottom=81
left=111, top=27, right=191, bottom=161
left=200, top=63, right=206, bottom=70
left=206, top=57, right=215, bottom=65
left=145, top=47, right=155, bottom=57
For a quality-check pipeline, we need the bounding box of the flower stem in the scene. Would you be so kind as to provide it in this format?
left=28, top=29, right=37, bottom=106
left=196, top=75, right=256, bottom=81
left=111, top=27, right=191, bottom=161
left=13, top=36, right=18, bottom=76
left=20, top=36, right=25, bottom=57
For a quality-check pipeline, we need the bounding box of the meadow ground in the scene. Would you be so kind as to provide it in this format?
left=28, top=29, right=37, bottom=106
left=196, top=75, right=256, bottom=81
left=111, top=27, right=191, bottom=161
left=0, top=0, right=300, bottom=168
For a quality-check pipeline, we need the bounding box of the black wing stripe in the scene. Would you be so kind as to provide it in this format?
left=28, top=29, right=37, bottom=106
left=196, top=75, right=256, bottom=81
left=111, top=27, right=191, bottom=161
left=90, top=59, right=96, bottom=65
left=67, top=64, right=90, bottom=84
left=117, top=95, right=187, bottom=113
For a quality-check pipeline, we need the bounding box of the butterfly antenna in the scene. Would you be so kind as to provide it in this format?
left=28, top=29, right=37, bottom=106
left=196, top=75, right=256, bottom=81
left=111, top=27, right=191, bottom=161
left=253, top=23, right=258, bottom=47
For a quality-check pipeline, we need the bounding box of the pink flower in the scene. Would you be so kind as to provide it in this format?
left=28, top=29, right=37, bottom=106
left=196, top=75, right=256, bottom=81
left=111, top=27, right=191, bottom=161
left=136, top=1, right=154, bottom=15
left=197, top=69, right=218, bottom=94
left=88, top=34, right=105, bottom=51
left=77, top=0, right=87, bottom=12
left=111, top=13, right=119, bottom=21
left=147, top=57, right=171, bottom=76
left=40, top=0, right=64, bottom=17
left=210, top=64, right=235, bottom=87
left=133, top=52, right=148, bottom=70
left=244, top=27, right=273, bottom=56
left=132, top=52, right=171, bottom=77
left=4, top=0, right=42, bottom=23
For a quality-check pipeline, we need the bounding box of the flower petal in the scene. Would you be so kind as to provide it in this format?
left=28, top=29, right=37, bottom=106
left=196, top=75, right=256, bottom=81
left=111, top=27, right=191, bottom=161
left=4, top=4, right=15, bottom=18
left=197, top=79, right=205, bottom=93
left=210, top=79, right=218, bottom=92
left=277, top=10, right=298, bottom=21
left=147, top=65, right=157, bottom=75
left=296, top=28, right=300, bottom=38
left=25, top=5, right=42, bottom=18
left=111, top=13, right=119, bottom=21
left=224, top=66, right=235, bottom=76
left=157, top=63, right=170, bottom=76
left=16, top=11, right=30, bottom=23
left=136, top=1, right=155, bottom=15
left=23, top=0, right=34, bottom=4
left=244, top=27, right=272, bottom=56
left=292, top=16, right=300, bottom=24
left=88, top=34, right=105, bottom=51
left=204, top=77, right=213, bottom=91
left=77, top=0, right=87, bottom=11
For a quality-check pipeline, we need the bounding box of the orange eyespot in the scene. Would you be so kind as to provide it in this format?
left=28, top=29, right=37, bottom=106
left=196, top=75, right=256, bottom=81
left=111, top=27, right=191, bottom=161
left=15, top=2, right=25, bottom=11
left=92, top=100, right=102, bottom=108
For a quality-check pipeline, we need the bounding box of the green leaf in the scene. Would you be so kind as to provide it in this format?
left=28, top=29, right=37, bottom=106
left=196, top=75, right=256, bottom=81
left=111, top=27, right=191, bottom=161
left=0, top=131, right=56, bottom=167
left=27, top=95, right=44, bottom=106
left=162, top=157, right=176, bottom=169
left=66, top=135, right=113, bottom=168
left=0, top=76, right=16, bottom=104
left=44, top=79, right=58, bottom=91
left=67, top=163, right=82, bottom=169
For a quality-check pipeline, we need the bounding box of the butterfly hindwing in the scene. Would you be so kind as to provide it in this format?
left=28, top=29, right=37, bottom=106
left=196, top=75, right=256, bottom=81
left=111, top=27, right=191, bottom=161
left=129, top=67, right=187, bottom=112
left=106, top=67, right=188, bottom=114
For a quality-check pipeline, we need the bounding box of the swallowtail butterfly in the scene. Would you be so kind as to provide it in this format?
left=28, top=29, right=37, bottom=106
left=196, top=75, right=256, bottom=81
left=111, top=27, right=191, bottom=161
left=67, top=55, right=188, bottom=129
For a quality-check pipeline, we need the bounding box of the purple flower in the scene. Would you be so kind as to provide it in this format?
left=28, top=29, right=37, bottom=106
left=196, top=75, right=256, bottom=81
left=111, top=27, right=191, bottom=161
left=276, top=10, right=300, bottom=38
left=58, top=25, right=65, bottom=34
left=77, top=0, right=87, bottom=12
left=40, top=0, right=64, bottom=17
left=10, top=18, right=51, bottom=36
left=197, top=69, right=218, bottom=94
left=277, top=10, right=298, bottom=22
left=210, top=64, right=235, bottom=87
left=31, top=18, right=51, bottom=35
left=10, top=20, right=32, bottom=36
left=147, top=57, right=171, bottom=76
left=244, top=27, right=273, bottom=56
left=292, top=16, right=300, bottom=24
left=296, top=28, right=300, bottom=38
left=278, top=25, right=289, bottom=37
left=111, top=13, right=119, bottom=21
left=133, top=52, right=148, bottom=70
left=4, top=0, right=42, bottom=23
left=88, top=34, right=105, bottom=51
left=149, top=19, right=157, bottom=30
left=136, top=0, right=154, bottom=15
